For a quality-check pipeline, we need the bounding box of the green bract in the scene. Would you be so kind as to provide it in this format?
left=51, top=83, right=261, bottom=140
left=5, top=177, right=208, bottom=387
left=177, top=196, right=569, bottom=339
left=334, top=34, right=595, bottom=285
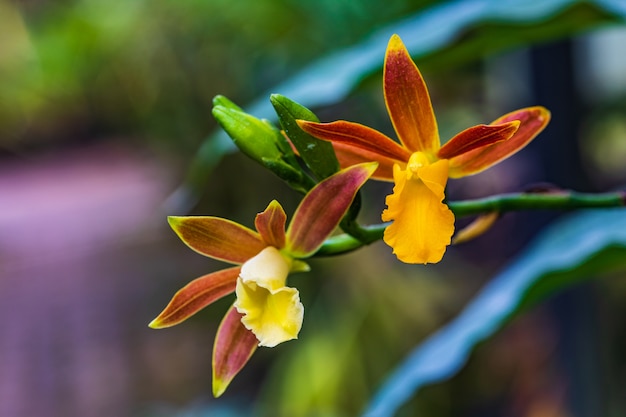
left=271, top=94, right=339, bottom=180
left=212, top=95, right=313, bottom=193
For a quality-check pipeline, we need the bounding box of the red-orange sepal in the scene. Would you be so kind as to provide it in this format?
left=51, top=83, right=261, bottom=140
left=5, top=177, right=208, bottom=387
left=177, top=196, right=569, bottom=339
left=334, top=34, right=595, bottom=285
left=286, top=162, right=377, bottom=257
left=448, top=106, right=551, bottom=178
left=212, top=306, right=258, bottom=397
left=255, top=200, right=287, bottom=249
left=384, top=34, right=440, bottom=153
left=297, top=120, right=411, bottom=161
left=149, top=267, right=240, bottom=329
left=437, top=122, right=519, bottom=160
left=168, top=216, right=266, bottom=264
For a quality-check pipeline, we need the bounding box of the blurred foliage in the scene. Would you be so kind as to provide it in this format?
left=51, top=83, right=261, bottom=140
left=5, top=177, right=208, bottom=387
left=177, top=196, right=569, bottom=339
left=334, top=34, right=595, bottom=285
left=364, top=208, right=626, bottom=417
left=580, top=101, right=626, bottom=187
left=0, top=0, right=435, bottom=151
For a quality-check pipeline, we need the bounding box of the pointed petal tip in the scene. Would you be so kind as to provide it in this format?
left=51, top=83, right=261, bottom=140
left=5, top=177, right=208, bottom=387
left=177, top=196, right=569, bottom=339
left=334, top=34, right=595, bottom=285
left=344, top=161, right=379, bottom=182
left=212, top=377, right=228, bottom=398
left=148, top=318, right=161, bottom=329
left=536, top=106, right=551, bottom=121
left=148, top=315, right=174, bottom=329
left=148, top=315, right=176, bottom=329
left=361, top=161, right=379, bottom=176
left=266, top=199, right=281, bottom=208
left=387, top=33, right=405, bottom=51
left=295, top=119, right=317, bottom=132
left=167, top=216, right=182, bottom=229
left=452, top=212, right=499, bottom=245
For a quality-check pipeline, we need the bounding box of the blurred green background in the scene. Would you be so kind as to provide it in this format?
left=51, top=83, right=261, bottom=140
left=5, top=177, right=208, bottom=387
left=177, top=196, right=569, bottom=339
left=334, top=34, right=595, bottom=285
left=1, top=1, right=626, bottom=417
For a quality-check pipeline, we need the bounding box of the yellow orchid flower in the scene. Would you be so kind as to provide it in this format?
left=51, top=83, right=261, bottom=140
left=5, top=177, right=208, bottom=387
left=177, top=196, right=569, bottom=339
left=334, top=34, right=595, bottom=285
left=298, top=34, right=550, bottom=264
left=149, top=162, right=376, bottom=396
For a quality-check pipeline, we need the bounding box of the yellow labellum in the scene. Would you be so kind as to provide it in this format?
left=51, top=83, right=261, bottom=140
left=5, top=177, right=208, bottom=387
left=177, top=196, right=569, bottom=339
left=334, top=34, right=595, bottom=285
left=382, top=152, right=454, bottom=264
left=234, top=247, right=304, bottom=347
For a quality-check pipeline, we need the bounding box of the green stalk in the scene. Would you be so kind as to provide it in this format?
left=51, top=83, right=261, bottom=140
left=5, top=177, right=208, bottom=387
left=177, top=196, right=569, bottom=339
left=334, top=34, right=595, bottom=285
left=316, top=190, right=626, bottom=257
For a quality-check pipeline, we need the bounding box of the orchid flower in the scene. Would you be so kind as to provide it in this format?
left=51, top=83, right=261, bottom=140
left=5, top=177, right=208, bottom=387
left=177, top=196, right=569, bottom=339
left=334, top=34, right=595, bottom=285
left=149, top=162, right=376, bottom=396
left=297, top=34, right=550, bottom=264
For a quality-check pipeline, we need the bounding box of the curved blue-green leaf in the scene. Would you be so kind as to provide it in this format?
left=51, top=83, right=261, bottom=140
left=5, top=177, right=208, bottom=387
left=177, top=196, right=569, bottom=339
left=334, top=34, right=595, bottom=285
left=173, top=0, right=626, bottom=211
left=362, top=208, right=626, bottom=417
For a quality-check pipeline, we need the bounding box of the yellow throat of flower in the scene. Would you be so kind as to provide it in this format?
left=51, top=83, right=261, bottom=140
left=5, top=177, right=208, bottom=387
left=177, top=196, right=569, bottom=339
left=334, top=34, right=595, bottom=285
left=381, top=151, right=455, bottom=264
left=406, top=151, right=435, bottom=177
left=234, top=246, right=304, bottom=347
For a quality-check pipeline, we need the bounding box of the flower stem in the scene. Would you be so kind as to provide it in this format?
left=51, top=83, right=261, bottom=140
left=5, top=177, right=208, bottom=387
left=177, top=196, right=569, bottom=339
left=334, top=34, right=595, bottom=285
left=316, top=190, right=626, bottom=256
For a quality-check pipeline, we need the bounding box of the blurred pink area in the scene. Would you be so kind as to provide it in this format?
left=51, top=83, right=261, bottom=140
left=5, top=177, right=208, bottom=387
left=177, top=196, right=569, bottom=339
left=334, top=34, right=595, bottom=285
left=0, top=144, right=204, bottom=417
left=0, top=145, right=166, bottom=256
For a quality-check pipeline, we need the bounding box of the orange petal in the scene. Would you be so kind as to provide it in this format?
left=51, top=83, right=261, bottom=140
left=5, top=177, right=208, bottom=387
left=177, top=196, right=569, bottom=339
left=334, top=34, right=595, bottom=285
left=168, top=216, right=266, bottom=264
left=149, top=266, right=240, bottom=328
left=437, top=121, right=519, bottom=159
left=212, top=306, right=258, bottom=397
left=448, top=106, right=550, bottom=178
left=384, top=34, right=439, bottom=153
left=255, top=200, right=287, bottom=248
left=285, top=127, right=397, bottom=181
left=452, top=212, right=499, bottom=244
left=286, top=162, right=377, bottom=257
left=332, top=141, right=398, bottom=181
left=381, top=159, right=454, bottom=264
left=297, top=120, right=411, bottom=161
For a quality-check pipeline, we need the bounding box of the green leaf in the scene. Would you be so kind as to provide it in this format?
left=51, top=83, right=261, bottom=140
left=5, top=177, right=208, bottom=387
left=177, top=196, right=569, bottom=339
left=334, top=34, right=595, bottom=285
left=173, top=0, right=626, bottom=209
left=270, top=94, right=339, bottom=180
left=363, top=208, right=626, bottom=417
